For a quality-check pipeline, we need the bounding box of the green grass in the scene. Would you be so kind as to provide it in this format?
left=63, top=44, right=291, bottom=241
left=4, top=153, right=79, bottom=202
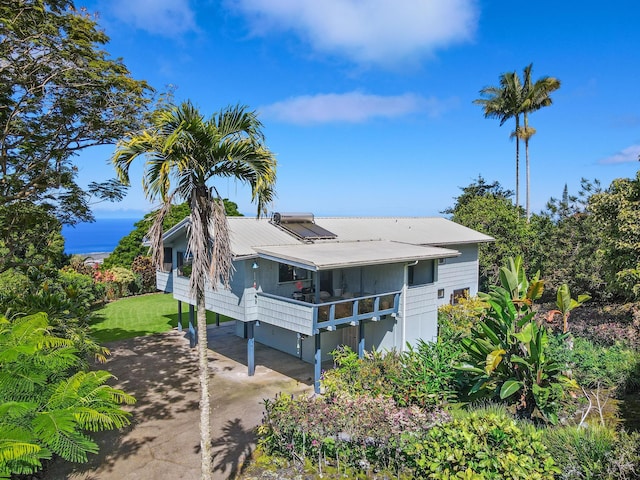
left=90, top=292, right=232, bottom=342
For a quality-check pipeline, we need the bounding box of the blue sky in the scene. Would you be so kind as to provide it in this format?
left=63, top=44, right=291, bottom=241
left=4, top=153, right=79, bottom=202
left=78, top=0, right=640, bottom=219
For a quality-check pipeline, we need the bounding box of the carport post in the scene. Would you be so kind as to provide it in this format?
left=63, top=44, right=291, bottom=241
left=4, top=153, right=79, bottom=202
left=188, top=304, right=196, bottom=348
left=177, top=301, right=183, bottom=332
left=358, top=321, right=365, bottom=358
left=314, top=332, right=321, bottom=394
left=247, top=320, right=255, bottom=376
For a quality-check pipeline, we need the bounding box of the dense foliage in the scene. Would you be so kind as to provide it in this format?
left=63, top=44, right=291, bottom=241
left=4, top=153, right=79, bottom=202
left=405, top=407, right=559, bottom=479
left=542, top=426, right=640, bottom=480
left=322, top=331, right=464, bottom=410
left=446, top=174, right=640, bottom=303
left=259, top=392, right=449, bottom=476
left=0, top=313, right=135, bottom=477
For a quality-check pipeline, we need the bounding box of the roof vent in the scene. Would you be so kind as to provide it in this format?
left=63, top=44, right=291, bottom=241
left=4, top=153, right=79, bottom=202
left=271, top=212, right=337, bottom=241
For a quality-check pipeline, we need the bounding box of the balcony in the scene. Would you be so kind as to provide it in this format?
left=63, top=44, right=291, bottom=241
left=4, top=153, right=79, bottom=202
left=256, top=290, right=401, bottom=335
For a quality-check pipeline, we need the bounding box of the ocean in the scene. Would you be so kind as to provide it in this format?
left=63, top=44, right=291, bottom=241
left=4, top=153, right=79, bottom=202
left=62, top=218, right=139, bottom=254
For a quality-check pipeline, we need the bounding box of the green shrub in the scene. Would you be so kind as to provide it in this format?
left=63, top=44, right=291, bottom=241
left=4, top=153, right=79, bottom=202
left=258, top=392, right=449, bottom=476
left=321, top=346, right=402, bottom=400
left=404, top=408, right=559, bottom=479
left=542, top=426, right=640, bottom=479
left=323, top=336, right=465, bottom=410
left=392, top=334, right=465, bottom=408
left=550, top=335, right=640, bottom=394
left=438, top=294, right=488, bottom=336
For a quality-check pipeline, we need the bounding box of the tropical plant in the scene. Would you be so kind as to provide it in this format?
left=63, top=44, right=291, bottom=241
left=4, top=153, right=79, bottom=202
left=547, top=283, right=591, bottom=334
left=457, top=256, right=578, bottom=423
left=0, top=313, right=135, bottom=477
left=111, top=100, right=277, bottom=479
left=391, top=335, right=464, bottom=408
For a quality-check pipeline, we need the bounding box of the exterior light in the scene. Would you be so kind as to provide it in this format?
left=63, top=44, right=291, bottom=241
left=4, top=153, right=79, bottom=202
left=252, top=261, right=259, bottom=288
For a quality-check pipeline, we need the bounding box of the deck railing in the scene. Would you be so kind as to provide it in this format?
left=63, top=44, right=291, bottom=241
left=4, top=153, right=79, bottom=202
left=256, top=290, right=401, bottom=334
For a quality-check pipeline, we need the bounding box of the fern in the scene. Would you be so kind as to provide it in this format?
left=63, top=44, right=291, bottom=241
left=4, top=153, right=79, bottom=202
left=0, top=313, right=136, bottom=476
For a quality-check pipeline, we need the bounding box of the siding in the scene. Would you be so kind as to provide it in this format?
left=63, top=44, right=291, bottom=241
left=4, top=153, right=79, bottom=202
left=434, top=244, right=479, bottom=307
left=205, top=287, right=245, bottom=320
left=156, top=271, right=172, bottom=292
left=403, top=284, right=438, bottom=344
left=172, top=275, right=195, bottom=304
left=256, top=294, right=314, bottom=336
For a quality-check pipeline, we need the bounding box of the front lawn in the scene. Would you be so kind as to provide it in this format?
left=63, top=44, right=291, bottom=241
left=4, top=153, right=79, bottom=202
left=90, top=292, right=231, bottom=342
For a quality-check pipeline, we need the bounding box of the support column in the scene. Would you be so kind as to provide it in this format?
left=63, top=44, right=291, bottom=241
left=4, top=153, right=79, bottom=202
left=216, top=312, right=220, bottom=327
left=314, top=332, right=322, bottom=394
left=177, top=300, right=183, bottom=332
left=358, top=320, right=365, bottom=359
left=188, top=304, right=196, bottom=348
left=247, top=321, right=255, bottom=376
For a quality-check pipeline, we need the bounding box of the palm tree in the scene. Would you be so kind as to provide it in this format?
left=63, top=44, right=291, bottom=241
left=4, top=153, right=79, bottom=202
left=111, top=101, right=277, bottom=480
left=519, top=64, right=561, bottom=220
left=474, top=72, right=525, bottom=211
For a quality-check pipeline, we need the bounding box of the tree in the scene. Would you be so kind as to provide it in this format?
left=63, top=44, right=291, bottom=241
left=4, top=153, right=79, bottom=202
left=589, top=171, right=640, bottom=300
left=112, top=101, right=277, bottom=479
left=475, top=65, right=560, bottom=219
left=518, top=64, right=561, bottom=220
left=531, top=179, right=605, bottom=301
left=0, top=0, right=152, bottom=270
left=474, top=72, right=526, bottom=210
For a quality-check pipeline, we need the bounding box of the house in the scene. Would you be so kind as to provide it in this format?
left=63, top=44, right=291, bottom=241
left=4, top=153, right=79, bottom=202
left=156, top=213, right=493, bottom=392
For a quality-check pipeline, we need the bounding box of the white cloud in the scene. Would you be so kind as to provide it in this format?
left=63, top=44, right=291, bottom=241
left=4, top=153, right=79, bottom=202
left=109, top=0, right=197, bottom=36
left=261, top=91, right=455, bottom=124
left=232, top=0, right=479, bottom=67
left=600, top=145, right=640, bottom=164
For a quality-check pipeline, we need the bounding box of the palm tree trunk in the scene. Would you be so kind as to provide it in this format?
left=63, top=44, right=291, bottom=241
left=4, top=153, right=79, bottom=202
left=525, top=137, right=530, bottom=222
left=515, top=115, right=520, bottom=212
left=197, top=298, right=213, bottom=480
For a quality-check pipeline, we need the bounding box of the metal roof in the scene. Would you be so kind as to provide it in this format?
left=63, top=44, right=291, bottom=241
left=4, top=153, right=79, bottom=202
left=161, top=216, right=493, bottom=260
left=255, top=240, right=460, bottom=271
left=315, top=217, right=493, bottom=246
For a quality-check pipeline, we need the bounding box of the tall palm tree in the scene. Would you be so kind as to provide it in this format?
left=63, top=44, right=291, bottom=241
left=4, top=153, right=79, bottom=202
left=474, top=72, right=525, bottom=211
left=111, top=101, right=277, bottom=480
left=519, top=64, right=561, bottom=220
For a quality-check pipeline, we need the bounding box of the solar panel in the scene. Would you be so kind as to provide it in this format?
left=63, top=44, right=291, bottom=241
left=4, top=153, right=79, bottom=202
left=271, top=213, right=337, bottom=241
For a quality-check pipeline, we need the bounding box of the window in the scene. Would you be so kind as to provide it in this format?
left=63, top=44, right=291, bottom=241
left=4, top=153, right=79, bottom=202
left=161, top=247, right=173, bottom=272
left=408, top=260, right=435, bottom=286
left=278, top=263, right=309, bottom=283
left=437, top=288, right=445, bottom=299
left=451, top=287, right=470, bottom=305
left=177, top=251, right=192, bottom=277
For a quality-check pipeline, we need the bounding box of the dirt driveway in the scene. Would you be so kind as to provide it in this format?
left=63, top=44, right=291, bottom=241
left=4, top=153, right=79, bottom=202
left=45, top=324, right=315, bottom=479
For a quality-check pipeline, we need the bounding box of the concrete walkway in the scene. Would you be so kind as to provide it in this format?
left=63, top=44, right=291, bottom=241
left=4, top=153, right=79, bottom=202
left=46, top=324, right=315, bottom=479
